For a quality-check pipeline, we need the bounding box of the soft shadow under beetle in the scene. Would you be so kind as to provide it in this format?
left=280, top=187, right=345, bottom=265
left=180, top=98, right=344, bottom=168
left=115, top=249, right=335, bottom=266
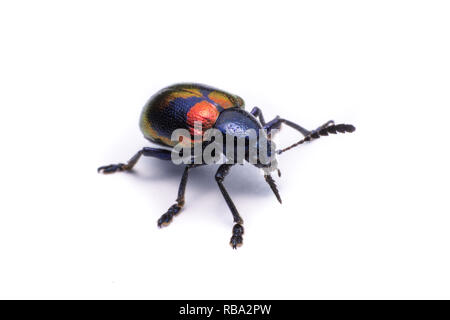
left=98, top=83, right=355, bottom=249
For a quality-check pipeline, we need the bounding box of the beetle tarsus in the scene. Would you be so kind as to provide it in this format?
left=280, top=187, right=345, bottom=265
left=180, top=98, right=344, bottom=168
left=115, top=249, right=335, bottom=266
left=157, top=204, right=182, bottom=227
left=230, top=223, right=244, bottom=249
left=97, top=163, right=129, bottom=174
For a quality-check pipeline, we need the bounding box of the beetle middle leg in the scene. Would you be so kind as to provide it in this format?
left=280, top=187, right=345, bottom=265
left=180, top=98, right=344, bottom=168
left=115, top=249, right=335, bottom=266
left=215, top=164, right=245, bottom=249
left=157, top=164, right=199, bottom=227
left=97, top=147, right=172, bottom=174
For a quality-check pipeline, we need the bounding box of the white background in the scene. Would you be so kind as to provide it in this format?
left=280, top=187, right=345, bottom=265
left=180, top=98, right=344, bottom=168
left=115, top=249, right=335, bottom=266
left=0, top=0, right=449, bottom=299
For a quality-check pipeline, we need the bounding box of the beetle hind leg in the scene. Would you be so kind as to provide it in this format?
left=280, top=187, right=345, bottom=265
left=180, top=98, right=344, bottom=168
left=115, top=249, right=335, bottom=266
left=97, top=151, right=143, bottom=174
left=98, top=147, right=172, bottom=174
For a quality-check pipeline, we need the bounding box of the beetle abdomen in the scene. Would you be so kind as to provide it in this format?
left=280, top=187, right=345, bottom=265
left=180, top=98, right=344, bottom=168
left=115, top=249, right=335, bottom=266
left=139, top=83, right=245, bottom=147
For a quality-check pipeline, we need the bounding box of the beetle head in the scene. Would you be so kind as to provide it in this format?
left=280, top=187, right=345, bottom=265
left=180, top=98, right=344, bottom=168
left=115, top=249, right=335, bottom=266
left=215, top=109, right=278, bottom=168
left=214, top=108, right=282, bottom=203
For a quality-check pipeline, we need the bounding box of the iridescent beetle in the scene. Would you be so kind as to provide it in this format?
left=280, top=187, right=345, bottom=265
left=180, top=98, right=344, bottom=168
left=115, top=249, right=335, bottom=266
left=98, top=83, right=355, bottom=248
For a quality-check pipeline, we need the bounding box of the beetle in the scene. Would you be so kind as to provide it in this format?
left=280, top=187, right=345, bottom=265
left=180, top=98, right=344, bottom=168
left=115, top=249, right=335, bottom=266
left=98, top=83, right=355, bottom=248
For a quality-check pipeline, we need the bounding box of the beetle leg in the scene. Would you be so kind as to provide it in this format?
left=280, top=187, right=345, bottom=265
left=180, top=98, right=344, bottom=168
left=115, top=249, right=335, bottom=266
left=157, top=165, right=197, bottom=227
left=230, top=223, right=244, bottom=250
left=264, top=117, right=313, bottom=137
left=264, top=117, right=338, bottom=141
left=250, top=106, right=266, bottom=126
left=98, top=147, right=172, bottom=174
left=252, top=107, right=318, bottom=138
left=215, top=164, right=245, bottom=249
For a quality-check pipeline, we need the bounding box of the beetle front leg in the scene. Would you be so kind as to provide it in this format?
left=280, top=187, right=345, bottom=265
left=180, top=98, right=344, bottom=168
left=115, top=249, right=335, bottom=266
left=215, top=164, right=245, bottom=249
left=264, top=116, right=337, bottom=139
left=252, top=107, right=332, bottom=139
left=157, top=165, right=194, bottom=227
left=98, top=147, right=172, bottom=174
left=264, top=117, right=313, bottom=136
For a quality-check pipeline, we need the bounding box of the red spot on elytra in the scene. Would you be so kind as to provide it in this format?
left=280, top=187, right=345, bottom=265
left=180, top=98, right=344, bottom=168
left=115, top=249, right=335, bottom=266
left=187, top=101, right=220, bottom=137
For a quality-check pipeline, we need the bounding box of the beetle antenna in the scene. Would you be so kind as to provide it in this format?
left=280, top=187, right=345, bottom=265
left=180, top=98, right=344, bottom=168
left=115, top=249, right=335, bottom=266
left=276, top=123, right=355, bottom=155
left=264, top=174, right=282, bottom=204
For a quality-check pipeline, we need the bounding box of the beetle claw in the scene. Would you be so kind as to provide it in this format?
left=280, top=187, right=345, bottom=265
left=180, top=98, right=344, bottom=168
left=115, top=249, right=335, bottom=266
left=230, top=235, right=243, bottom=249
left=157, top=213, right=173, bottom=228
